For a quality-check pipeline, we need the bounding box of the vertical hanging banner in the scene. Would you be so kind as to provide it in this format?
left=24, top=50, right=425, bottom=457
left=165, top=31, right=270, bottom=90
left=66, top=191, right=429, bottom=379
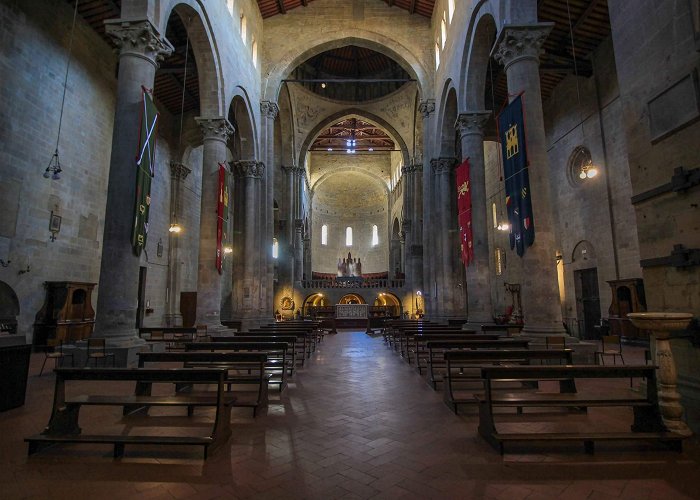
left=497, top=95, right=535, bottom=257
left=131, top=88, right=160, bottom=256
left=456, top=158, right=473, bottom=266
left=215, top=163, right=229, bottom=274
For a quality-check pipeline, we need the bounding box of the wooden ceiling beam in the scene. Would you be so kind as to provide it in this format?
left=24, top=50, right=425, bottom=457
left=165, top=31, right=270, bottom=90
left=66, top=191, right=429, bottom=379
left=410, top=0, right=417, bottom=14
left=277, top=0, right=287, bottom=14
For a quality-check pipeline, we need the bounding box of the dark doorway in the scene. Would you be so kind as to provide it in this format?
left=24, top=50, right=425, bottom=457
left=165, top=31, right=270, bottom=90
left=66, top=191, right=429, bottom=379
left=575, top=268, right=601, bottom=339
left=136, top=266, right=147, bottom=328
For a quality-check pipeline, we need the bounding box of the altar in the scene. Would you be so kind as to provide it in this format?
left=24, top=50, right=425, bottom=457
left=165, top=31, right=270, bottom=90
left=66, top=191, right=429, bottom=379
left=335, top=304, right=368, bottom=319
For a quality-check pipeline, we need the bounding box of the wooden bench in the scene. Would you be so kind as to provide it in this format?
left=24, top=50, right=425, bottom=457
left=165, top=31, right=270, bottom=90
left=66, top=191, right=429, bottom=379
left=411, top=333, right=500, bottom=370
left=395, top=327, right=474, bottom=358
left=138, top=327, right=197, bottom=350
left=423, top=339, right=531, bottom=388
left=250, top=328, right=314, bottom=361
left=476, top=364, right=685, bottom=454
left=138, top=351, right=270, bottom=416
left=25, top=367, right=234, bottom=459
left=191, top=340, right=290, bottom=389
left=215, top=335, right=299, bottom=374
left=442, top=349, right=573, bottom=413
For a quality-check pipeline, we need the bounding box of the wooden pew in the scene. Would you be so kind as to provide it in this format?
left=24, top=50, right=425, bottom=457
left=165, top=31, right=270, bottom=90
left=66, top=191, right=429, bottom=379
left=226, top=334, right=301, bottom=372
left=424, top=339, right=531, bottom=388
left=138, top=351, right=270, bottom=416
left=410, top=333, right=501, bottom=370
left=25, top=367, right=234, bottom=459
left=138, top=327, right=197, bottom=350
left=248, top=328, right=312, bottom=363
left=192, top=339, right=292, bottom=386
left=476, top=364, right=686, bottom=454
left=442, top=349, right=573, bottom=413
left=394, top=326, right=473, bottom=358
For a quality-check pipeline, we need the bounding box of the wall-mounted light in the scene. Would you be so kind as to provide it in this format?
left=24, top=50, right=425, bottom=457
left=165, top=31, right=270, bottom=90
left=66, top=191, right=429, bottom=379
left=223, top=246, right=233, bottom=255
left=578, top=159, right=599, bottom=180
left=497, top=223, right=510, bottom=231
left=169, top=223, right=182, bottom=233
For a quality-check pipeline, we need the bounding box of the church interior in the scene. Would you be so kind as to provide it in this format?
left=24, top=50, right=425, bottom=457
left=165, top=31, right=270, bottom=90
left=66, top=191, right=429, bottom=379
left=1, top=0, right=700, bottom=497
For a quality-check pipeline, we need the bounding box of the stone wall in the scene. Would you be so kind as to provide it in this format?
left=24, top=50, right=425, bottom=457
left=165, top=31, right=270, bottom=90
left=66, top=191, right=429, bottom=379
left=0, top=0, right=117, bottom=340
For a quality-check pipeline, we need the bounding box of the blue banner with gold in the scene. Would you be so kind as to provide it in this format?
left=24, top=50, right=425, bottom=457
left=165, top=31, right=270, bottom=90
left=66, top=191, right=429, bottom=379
left=497, top=95, right=534, bottom=256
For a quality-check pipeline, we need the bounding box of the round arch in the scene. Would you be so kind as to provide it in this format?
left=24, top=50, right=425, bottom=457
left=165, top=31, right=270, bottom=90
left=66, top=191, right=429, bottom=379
left=228, top=89, right=257, bottom=161
left=159, top=1, right=224, bottom=116
left=264, top=33, right=431, bottom=102
left=312, top=168, right=390, bottom=199
left=435, top=81, right=459, bottom=158
left=299, top=109, right=411, bottom=168
left=462, top=13, right=498, bottom=111
left=338, top=293, right=366, bottom=305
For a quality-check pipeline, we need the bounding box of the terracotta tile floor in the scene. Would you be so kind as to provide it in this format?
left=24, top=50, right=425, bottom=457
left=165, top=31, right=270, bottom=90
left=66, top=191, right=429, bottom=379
left=2, top=331, right=700, bottom=499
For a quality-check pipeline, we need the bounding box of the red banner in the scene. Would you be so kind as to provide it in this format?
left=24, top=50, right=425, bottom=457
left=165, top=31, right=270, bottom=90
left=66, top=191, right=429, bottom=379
left=456, top=158, right=473, bottom=267
left=215, top=163, right=228, bottom=274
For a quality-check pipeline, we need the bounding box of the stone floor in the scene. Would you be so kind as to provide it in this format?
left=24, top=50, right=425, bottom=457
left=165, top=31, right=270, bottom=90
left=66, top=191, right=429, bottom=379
left=2, top=330, right=700, bottom=499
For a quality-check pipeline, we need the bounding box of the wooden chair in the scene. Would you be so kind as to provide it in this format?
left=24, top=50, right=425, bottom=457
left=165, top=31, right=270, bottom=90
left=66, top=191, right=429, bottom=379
left=40, top=341, right=74, bottom=376
left=596, top=335, right=625, bottom=365
left=196, top=324, right=209, bottom=342
left=84, top=338, right=116, bottom=367
left=545, top=336, right=566, bottom=349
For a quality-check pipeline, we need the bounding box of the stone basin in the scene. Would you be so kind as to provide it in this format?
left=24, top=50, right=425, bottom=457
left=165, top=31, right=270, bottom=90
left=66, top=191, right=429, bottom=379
left=627, top=312, right=693, bottom=339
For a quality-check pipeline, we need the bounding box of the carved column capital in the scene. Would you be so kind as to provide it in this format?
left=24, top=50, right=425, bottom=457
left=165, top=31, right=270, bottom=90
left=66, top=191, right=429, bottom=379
left=232, top=160, right=264, bottom=178
left=430, top=157, right=457, bottom=175
left=282, top=165, right=305, bottom=176
left=455, top=111, right=491, bottom=138
left=105, top=19, right=173, bottom=67
left=418, top=99, right=435, bottom=118
left=492, top=23, right=554, bottom=70
left=196, top=117, right=234, bottom=144
left=169, top=162, right=191, bottom=180
left=260, top=101, right=279, bottom=120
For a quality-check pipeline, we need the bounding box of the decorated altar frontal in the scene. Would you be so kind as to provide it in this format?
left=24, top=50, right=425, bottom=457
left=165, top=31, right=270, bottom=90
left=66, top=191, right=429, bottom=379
left=336, top=304, right=368, bottom=319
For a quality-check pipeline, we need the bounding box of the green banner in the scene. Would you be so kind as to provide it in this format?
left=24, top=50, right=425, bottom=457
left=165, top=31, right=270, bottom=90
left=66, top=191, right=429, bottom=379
left=131, top=89, right=160, bottom=255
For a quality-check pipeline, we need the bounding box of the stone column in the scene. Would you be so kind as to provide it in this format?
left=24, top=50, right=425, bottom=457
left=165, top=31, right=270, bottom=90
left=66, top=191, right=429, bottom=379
left=403, top=164, right=424, bottom=299
left=166, top=162, right=191, bottom=324
left=260, top=101, right=279, bottom=321
left=194, top=117, right=234, bottom=330
left=419, top=100, right=435, bottom=316
left=456, top=111, right=494, bottom=323
left=94, top=20, right=172, bottom=352
left=493, top=24, right=565, bottom=335
left=231, top=161, right=264, bottom=326
left=432, top=157, right=462, bottom=319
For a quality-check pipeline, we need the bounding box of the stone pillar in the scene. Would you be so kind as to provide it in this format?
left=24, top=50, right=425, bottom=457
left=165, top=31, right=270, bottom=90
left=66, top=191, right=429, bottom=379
left=419, top=100, right=435, bottom=316
left=166, top=162, right=191, bottom=324
left=260, top=101, right=279, bottom=321
left=94, top=20, right=172, bottom=351
left=403, top=164, right=424, bottom=299
left=432, top=157, right=462, bottom=320
left=456, top=111, right=494, bottom=323
left=493, top=24, right=565, bottom=335
left=193, top=118, right=234, bottom=330
left=231, top=160, right=264, bottom=325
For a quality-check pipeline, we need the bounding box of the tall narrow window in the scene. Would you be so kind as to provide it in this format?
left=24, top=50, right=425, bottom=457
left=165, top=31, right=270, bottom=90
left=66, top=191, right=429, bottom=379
left=240, top=14, right=247, bottom=45
left=272, top=238, right=279, bottom=259
left=448, top=0, right=455, bottom=22
left=346, top=227, right=353, bottom=247
left=495, top=248, right=504, bottom=275
left=227, top=0, right=235, bottom=16
left=252, top=38, right=258, bottom=67
left=441, top=13, right=447, bottom=49
left=321, top=224, right=328, bottom=245
left=372, top=225, right=379, bottom=246
left=435, top=41, right=440, bottom=68
left=492, top=202, right=498, bottom=228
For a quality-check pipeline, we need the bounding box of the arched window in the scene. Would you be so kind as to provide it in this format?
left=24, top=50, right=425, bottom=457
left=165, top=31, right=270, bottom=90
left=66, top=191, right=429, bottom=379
left=240, top=14, right=247, bottom=45
left=346, top=227, right=353, bottom=247
left=492, top=202, right=498, bottom=228
left=272, top=238, right=279, bottom=259
left=321, top=224, right=328, bottom=245
left=372, top=225, right=379, bottom=246
left=434, top=41, right=440, bottom=68
left=227, top=0, right=235, bottom=16
left=448, top=0, right=455, bottom=22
